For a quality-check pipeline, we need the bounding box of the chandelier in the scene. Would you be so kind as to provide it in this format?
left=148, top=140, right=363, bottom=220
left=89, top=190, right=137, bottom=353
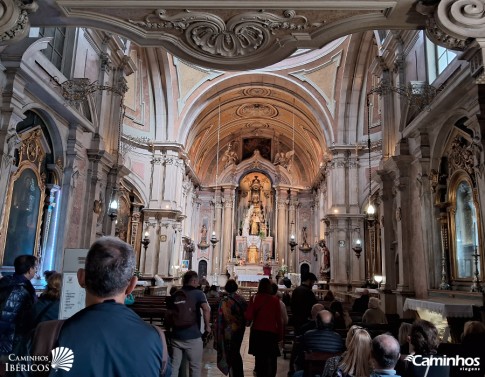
left=367, top=80, right=439, bottom=112
left=53, top=77, right=127, bottom=104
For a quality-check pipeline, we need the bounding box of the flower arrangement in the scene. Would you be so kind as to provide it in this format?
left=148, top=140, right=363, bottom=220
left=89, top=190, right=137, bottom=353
left=279, top=264, right=288, bottom=275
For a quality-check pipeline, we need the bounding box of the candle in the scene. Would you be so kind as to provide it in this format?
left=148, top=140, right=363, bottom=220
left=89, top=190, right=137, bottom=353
left=472, top=222, right=476, bottom=246
left=282, top=258, right=284, bottom=265
left=144, top=231, right=149, bottom=238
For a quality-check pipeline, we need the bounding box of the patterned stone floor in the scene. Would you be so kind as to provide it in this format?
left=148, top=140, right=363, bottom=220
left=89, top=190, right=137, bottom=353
left=201, top=330, right=290, bottom=377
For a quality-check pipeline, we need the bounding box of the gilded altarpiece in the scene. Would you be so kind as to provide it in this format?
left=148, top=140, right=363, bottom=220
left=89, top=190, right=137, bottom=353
left=0, top=128, right=48, bottom=265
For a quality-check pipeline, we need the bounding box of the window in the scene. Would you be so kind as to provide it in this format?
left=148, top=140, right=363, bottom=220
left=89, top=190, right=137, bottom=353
left=38, top=27, right=66, bottom=71
left=426, top=36, right=457, bottom=83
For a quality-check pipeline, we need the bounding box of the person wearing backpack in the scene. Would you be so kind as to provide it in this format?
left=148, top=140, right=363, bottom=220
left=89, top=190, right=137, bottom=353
left=168, top=271, right=211, bottom=377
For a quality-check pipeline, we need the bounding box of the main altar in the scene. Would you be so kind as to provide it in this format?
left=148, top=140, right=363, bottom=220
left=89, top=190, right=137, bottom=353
left=229, top=173, right=276, bottom=282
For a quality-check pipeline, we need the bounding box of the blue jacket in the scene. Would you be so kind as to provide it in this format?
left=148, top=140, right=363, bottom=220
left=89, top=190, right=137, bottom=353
left=0, top=274, right=36, bottom=354
left=32, top=297, right=60, bottom=326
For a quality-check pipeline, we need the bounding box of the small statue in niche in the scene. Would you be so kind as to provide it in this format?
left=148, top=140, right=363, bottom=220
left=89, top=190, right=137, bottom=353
left=201, top=224, right=208, bottom=243
left=301, top=227, right=308, bottom=245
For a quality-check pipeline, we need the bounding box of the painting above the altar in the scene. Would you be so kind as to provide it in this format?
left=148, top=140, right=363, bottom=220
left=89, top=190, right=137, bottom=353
left=242, top=138, right=271, bottom=161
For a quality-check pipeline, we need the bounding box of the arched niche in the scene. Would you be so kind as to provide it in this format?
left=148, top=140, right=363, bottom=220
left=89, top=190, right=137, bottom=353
left=448, top=172, right=481, bottom=281
left=0, top=128, right=49, bottom=266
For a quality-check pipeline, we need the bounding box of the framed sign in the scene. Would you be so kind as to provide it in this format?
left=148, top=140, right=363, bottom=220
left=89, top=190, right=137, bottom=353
left=160, top=235, right=167, bottom=242
left=181, top=260, right=189, bottom=270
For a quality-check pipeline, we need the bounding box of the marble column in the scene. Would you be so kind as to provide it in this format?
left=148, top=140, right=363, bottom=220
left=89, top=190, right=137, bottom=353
left=288, top=189, right=298, bottom=273
left=376, top=170, right=397, bottom=292
left=222, top=186, right=235, bottom=272
left=276, top=188, right=288, bottom=267
left=213, top=190, right=223, bottom=274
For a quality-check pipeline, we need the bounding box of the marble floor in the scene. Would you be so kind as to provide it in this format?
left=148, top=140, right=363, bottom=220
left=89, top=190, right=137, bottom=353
left=200, top=331, right=291, bottom=377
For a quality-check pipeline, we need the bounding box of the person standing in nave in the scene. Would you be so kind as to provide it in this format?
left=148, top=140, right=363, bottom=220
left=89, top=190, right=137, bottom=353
left=32, top=272, right=62, bottom=326
left=245, top=278, right=282, bottom=377
left=215, top=279, right=247, bottom=377
left=35, top=237, right=170, bottom=377
left=0, top=255, right=37, bottom=357
left=291, top=272, right=318, bottom=333
left=170, top=271, right=211, bottom=377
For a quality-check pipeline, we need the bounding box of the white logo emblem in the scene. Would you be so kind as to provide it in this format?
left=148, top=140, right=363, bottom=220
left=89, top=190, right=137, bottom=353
left=51, top=347, right=74, bottom=372
left=405, top=354, right=480, bottom=371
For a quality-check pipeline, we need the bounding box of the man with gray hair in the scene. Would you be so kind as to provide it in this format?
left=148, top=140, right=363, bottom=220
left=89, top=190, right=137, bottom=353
left=370, top=334, right=401, bottom=377
left=45, top=237, right=169, bottom=376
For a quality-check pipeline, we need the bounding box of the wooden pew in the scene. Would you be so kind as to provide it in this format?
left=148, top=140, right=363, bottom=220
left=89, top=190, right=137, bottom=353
left=304, top=351, right=342, bottom=377
left=130, top=296, right=167, bottom=325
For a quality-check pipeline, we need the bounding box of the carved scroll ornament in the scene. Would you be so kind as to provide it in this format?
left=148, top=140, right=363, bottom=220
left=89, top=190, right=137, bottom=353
left=0, top=0, right=38, bottom=43
left=128, top=9, right=321, bottom=58
left=448, top=136, right=475, bottom=179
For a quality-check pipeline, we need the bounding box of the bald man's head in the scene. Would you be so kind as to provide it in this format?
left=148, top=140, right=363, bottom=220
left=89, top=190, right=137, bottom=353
left=311, top=304, right=325, bottom=320
left=372, top=334, right=400, bottom=370
left=316, top=309, right=333, bottom=329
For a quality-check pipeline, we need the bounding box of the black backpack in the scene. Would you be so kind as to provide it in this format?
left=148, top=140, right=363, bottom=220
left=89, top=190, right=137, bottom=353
left=165, top=289, right=198, bottom=329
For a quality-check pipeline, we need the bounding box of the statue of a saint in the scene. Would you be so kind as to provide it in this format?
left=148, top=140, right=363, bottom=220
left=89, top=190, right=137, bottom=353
left=250, top=176, right=262, bottom=205
left=250, top=212, right=260, bottom=235
left=301, top=227, right=308, bottom=245
left=200, top=224, right=208, bottom=244
left=320, top=240, right=330, bottom=278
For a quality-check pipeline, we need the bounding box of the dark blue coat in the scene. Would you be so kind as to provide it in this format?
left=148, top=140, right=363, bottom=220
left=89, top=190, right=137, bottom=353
left=32, top=297, right=60, bottom=326
left=0, top=274, right=36, bottom=354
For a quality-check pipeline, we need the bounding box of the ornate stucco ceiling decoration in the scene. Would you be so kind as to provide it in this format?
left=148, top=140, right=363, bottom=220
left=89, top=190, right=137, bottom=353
left=236, top=103, right=279, bottom=118
left=25, top=1, right=428, bottom=70
left=186, top=85, right=328, bottom=186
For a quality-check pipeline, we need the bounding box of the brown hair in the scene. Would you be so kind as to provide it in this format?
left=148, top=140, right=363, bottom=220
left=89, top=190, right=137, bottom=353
left=410, top=319, right=440, bottom=355
left=42, top=272, right=62, bottom=300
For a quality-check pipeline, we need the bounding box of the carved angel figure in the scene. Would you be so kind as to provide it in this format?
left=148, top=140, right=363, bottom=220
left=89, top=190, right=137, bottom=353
left=221, top=142, right=238, bottom=168
left=273, top=150, right=294, bottom=170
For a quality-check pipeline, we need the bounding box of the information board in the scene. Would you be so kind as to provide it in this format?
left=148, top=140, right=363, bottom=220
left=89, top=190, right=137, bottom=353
left=59, top=248, right=88, bottom=319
